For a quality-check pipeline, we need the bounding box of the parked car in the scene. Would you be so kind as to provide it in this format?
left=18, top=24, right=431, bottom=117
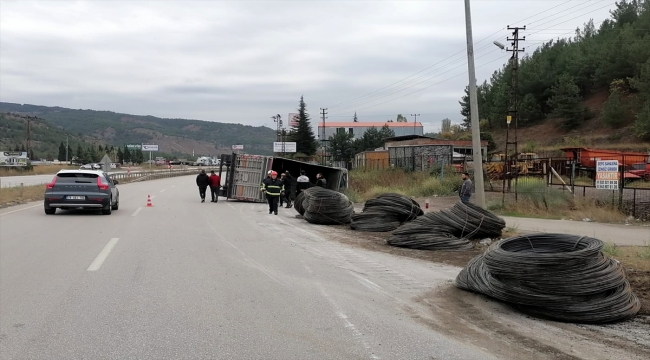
left=44, top=170, right=120, bottom=215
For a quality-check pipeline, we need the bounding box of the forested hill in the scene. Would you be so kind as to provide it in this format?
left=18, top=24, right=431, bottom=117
left=0, top=102, right=276, bottom=156
left=460, top=0, right=650, bottom=151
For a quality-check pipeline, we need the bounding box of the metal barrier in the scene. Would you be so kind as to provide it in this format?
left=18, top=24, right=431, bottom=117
left=109, top=168, right=215, bottom=183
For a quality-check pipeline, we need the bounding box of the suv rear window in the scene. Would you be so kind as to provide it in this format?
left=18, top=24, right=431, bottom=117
left=56, top=173, right=100, bottom=183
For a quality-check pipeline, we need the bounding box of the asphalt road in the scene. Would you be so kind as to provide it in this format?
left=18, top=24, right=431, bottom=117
left=0, top=175, right=497, bottom=360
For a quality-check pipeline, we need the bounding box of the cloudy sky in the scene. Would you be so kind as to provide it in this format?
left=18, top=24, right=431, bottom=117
left=0, top=0, right=615, bottom=133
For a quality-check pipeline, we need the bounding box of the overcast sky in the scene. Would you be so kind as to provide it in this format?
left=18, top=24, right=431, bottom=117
left=0, top=0, right=616, bottom=133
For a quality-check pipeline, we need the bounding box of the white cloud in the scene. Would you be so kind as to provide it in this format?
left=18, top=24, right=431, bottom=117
left=0, top=0, right=615, bottom=133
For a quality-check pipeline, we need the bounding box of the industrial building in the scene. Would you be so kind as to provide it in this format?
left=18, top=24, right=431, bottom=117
left=317, top=122, right=424, bottom=141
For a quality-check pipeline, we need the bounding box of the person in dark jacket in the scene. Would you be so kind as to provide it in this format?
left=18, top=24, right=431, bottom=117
left=260, top=171, right=284, bottom=215
left=459, top=172, right=472, bottom=203
left=282, top=171, right=293, bottom=208
left=315, top=173, right=327, bottom=188
left=209, top=170, right=221, bottom=203
left=196, top=169, right=211, bottom=203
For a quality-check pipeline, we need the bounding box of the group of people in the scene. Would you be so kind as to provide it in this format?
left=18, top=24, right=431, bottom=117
left=195, top=169, right=221, bottom=203
left=261, top=170, right=327, bottom=215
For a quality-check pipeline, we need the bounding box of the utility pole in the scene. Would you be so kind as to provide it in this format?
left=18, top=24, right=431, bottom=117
left=320, top=108, right=328, bottom=165
left=26, top=117, right=32, bottom=160
left=272, top=114, right=282, bottom=155
left=410, top=114, right=420, bottom=135
left=463, top=0, right=486, bottom=209
left=502, top=25, right=525, bottom=200
left=66, top=135, right=69, bottom=164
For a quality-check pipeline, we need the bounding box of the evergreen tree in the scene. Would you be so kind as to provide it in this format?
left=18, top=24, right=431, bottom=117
left=396, top=114, right=407, bottom=122
left=547, top=74, right=584, bottom=129
left=20, top=144, right=26, bottom=152
left=123, top=146, right=132, bottom=163
left=459, top=86, right=471, bottom=129
left=289, top=96, right=317, bottom=156
left=58, top=142, right=66, bottom=161
left=88, top=145, right=99, bottom=162
left=117, top=147, right=124, bottom=164
left=98, top=145, right=104, bottom=154
left=134, top=149, right=144, bottom=163
left=76, top=144, right=84, bottom=163
left=602, top=88, right=626, bottom=128
left=634, top=100, right=650, bottom=140
left=441, top=118, right=452, bottom=133
left=328, top=132, right=355, bottom=161
left=353, top=112, right=358, bottom=122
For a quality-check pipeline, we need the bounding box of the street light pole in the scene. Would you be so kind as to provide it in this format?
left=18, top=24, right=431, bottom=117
left=464, top=0, right=486, bottom=209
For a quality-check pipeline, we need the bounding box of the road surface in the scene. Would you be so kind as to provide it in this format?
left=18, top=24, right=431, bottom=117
left=1, top=176, right=647, bottom=359
left=503, top=216, right=650, bottom=246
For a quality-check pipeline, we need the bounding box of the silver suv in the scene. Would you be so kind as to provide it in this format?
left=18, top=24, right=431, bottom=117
left=44, top=170, right=120, bottom=215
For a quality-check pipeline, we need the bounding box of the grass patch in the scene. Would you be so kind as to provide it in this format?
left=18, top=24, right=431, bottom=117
left=489, top=178, right=628, bottom=223
left=0, top=184, right=45, bottom=205
left=346, top=168, right=461, bottom=202
left=609, top=245, right=650, bottom=271
left=602, top=242, right=622, bottom=257
left=0, top=165, right=77, bottom=177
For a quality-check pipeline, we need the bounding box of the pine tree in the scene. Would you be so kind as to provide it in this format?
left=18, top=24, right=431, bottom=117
left=76, top=144, right=84, bottom=163
left=328, top=132, right=355, bottom=161
left=459, top=86, right=471, bottom=129
left=123, top=146, right=132, bottom=163
left=289, top=96, right=317, bottom=156
left=547, top=74, right=584, bottom=129
left=58, top=142, right=66, bottom=161
left=602, top=88, right=626, bottom=128
left=88, top=145, right=99, bottom=162
left=353, top=112, right=358, bottom=122
left=396, top=114, right=407, bottom=122
left=117, top=147, right=124, bottom=164
left=634, top=100, right=650, bottom=140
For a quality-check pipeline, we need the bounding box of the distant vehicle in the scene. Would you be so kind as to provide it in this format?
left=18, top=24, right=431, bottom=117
left=79, top=163, right=101, bottom=170
left=44, top=170, right=120, bottom=215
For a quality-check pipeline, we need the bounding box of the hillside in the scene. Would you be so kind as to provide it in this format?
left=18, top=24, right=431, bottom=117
left=0, top=102, right=276, bottom=157
left=459, top=0, right=650, bottom=153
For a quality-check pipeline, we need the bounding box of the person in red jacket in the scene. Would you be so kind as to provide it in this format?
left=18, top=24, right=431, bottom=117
left=209, top=170, right=221, bottom=203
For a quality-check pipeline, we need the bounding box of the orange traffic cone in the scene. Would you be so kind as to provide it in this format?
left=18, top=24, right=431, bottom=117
left=146, top=195, right=153, bottom=207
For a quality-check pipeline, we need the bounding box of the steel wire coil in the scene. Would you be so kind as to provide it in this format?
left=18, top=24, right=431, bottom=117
left=455, top=233, right=641, bottom=324
left=350, top=212, right=401, bottom=232
left=294, top=192, right=306, bottom=216
left=301, top=187, right=354, bottom=225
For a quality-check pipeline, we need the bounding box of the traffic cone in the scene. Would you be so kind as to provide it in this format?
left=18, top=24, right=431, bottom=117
left=146, top=195, right=153, bottom=207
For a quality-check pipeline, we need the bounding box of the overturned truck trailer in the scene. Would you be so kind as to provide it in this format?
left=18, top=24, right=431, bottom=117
left=218, top=153, right=348, bottom=203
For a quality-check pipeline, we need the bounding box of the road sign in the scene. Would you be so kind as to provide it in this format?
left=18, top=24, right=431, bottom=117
left=126, top=144, right=141, bottom=149
left=101, top=154, right=112, bottom=172
left=506, top=115, right=512, bottom=125
left=142, top=144, right=159, bottom=152
left=596, top=160, right=619, bottom=190
left=273, top=142, right=297, bottom=153
left=232, top=145, right=244, bottom=150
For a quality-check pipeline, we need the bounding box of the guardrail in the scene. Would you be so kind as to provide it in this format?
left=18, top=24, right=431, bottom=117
left=109, top=168, right=219, bottom=184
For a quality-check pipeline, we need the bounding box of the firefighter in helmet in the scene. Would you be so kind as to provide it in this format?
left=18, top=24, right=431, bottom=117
left=260, top=170, right=284, bottom=215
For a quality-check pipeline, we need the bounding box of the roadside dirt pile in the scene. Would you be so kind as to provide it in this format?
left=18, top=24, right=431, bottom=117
left=297, top=187, right=354, bottom=225
left=456, top=233, right=641, bottom=323
left=387, top=201, right=506, bottom=250
left=350, top=193, right=423, bottom=232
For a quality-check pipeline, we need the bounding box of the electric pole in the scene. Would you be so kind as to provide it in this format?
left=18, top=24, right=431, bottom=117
left=463, top=0, right=486, bottom=209
left=410, top=114, right=420, bottom=135
left=272, top=114, right=282, bottom=154
left=320, top=108, right=328, bottom=165
left=66, top=135, right=69, bottom=164
left=26, top=117, right=32, bottom=160
left=502, top=25, right=525, bottom=199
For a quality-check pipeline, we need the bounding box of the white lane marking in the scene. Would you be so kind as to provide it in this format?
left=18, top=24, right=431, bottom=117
left=87, top=238, right=120, bottom=271
left=160, top=189, right=166, bottom=193
left=171, top=185, right=176, bottom=188
left=150, top=195, right=156, bottom=199
left=131, top=207, right=142, bottom=217
left=0, top=204, right=42, bottom=216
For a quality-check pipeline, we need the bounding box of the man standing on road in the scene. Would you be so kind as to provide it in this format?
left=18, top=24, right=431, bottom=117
left=296, top=170, right=310, bottom=195
left=261, top=171, right=284, bottom=215
left=196, top=169, right=211, bottom=203
left=459, top=172, right=472, bottom=203
left=209, top=170, right=221, bottom=203
left=282, top=170, right=293, bottom=208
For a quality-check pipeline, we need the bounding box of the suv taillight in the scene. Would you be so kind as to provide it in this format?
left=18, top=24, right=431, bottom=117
left=46, top=176, right=57, bottom=189
left=97, top=177, right=110, bottom=190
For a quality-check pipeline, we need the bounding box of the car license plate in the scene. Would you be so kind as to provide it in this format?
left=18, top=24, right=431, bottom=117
left=66, top=196, right=85, bottom=200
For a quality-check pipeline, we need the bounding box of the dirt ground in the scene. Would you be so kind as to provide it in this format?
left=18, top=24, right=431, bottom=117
left=311, top=219, right=650, bottom=357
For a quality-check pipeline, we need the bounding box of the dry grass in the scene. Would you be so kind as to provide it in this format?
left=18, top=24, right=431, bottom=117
left=603, top=244, right=650, bottom=271
left=488, top=178, right=629, bottom=223
left=345, top=168, right=462, bottom=203
left=0, top=165, right=77, bottom=177
left=0, top=185, right=44, bottom=206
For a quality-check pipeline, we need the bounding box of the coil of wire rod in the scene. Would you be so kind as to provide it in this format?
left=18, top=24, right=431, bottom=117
left=386, top=231, right=474, bottom=250
left=436, top=202, right=506, bottom=239
left=362, top=193, right=423, bottom=222
left=350, top=211, right=401, bottom=232
left=455, top=233, right=641, bottom=324
left=293, top=192, right=306, bottom=216
left=301, top=187, right=354, bottom=225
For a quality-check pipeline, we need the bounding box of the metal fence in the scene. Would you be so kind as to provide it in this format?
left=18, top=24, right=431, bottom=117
left=350, top=155, right=460, bottom=172
left=483, top=156, right=650, bottom=220
left=109, top=168, right=205, bottom=183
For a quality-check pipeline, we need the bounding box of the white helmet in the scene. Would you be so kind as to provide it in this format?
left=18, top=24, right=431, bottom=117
left=267, top=170, right=272, bottom=175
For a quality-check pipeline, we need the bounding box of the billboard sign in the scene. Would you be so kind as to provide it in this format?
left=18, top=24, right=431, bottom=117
left=596, top=160, right=619, bottom=190
left=0, top=151, right=28, bottom=166
left=126, top=144, right=141, bottom=149
left=288, top=113, right=299, bottom=127
left=142, top=144, right=159, bottom=152
left=273, top=142, right=297, bottom=153
left=232, top=145, right=244, bottom=150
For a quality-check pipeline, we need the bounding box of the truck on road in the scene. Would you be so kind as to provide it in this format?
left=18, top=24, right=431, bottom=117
left=217, top=153, right=348, bottom=203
